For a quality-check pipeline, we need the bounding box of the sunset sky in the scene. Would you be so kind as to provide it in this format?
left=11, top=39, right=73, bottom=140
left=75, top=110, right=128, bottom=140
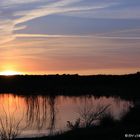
left=0, top=0, right=140, bottom=75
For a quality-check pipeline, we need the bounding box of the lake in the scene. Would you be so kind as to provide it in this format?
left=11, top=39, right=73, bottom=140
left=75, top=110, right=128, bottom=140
left=0, top=93, right=133, bottom=138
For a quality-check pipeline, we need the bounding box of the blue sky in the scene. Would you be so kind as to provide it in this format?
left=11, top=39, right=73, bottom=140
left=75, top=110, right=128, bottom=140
left=0, top=0, right=140, bottom=74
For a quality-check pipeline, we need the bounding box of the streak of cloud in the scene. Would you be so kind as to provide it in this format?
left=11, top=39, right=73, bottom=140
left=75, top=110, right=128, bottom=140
left=0, top=0, right=44, bottom=7
left=13, top=1, right=110, bottom=25
left=0, top=0, right=117, bottom=44
left=14, top=33, right=93, bottom=38
left=14, top=33, right=140, bottom=40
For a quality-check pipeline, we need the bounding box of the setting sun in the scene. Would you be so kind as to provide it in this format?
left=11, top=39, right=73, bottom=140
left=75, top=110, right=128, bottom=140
left=0, top=70, right=22, bottom=76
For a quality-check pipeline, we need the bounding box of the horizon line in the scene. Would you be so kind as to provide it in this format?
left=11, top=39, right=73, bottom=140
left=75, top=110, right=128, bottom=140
left=0, top=71, right=139, bottom=77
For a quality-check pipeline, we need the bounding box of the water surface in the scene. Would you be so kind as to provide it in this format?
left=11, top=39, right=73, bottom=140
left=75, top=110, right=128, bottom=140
left=0, top=94, right=133, bottom=138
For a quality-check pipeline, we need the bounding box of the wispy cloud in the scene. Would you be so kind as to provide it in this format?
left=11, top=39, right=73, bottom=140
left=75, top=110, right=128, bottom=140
left=0, top=20, right=15, bottom=44
left=96, top=27, right=140, bottom=40
left=0, top=0, right=88, bottom=44
left=0, top=0, right=117, bottom=44
left=96, top=36, right=140, bottom=40
left=0, top=0, right=44, bottom=7
left=14, top=0, right=109, bottom=25
left=15, top=33, right=92, bottom=38
left=14, top=33, right=140, bottom=40
left=0, top=0, right=140, bottom=45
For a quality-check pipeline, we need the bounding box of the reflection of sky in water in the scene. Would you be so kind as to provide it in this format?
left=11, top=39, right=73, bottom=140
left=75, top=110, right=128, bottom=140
left=0, top=94, right=133, bottom=138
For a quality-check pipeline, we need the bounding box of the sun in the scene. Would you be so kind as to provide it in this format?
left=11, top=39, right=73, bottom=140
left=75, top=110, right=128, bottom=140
left=0, top=70, right=21, bottom=76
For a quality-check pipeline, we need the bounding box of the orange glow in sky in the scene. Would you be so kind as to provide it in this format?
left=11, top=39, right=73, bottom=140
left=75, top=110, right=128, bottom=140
left=0, top=70, right=22, bottom=76
left=0, top=0, right=140, bottom=75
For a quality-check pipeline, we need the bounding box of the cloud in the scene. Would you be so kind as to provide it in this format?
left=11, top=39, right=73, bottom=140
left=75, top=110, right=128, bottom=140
left=0, top=0, right=116, bottom=44
left=0, top=0, right=140, bottom=45
left=96, top=36, right=140, bottom=40
left=0, top=0, right=80, bottom=44
left=0, top=0, right=86, bottom=44
left=96, top=27, right=140, bottom=40
left=14, top=0, right=109, bottom=25
left=0, top=0, right=44, bottom=7
left=14, top=33, right=93, bottom=38
left=3, top=35, right=140, bottom=73
left=14, top=33, right=140, bottom=40
left=0, top=20, right=16, bottom=44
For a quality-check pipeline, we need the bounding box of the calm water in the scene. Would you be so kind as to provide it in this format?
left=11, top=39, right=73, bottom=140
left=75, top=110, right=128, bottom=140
left=0, top=94, right=133, bottom=138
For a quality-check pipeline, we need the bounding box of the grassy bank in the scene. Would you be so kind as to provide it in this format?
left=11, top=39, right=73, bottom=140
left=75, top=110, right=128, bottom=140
left=0, top=73, right=140, bottom=99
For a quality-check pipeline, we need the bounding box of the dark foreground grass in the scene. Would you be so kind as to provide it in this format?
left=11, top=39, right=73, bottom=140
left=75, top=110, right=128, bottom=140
left=17, top=106, right=140, bottom=140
